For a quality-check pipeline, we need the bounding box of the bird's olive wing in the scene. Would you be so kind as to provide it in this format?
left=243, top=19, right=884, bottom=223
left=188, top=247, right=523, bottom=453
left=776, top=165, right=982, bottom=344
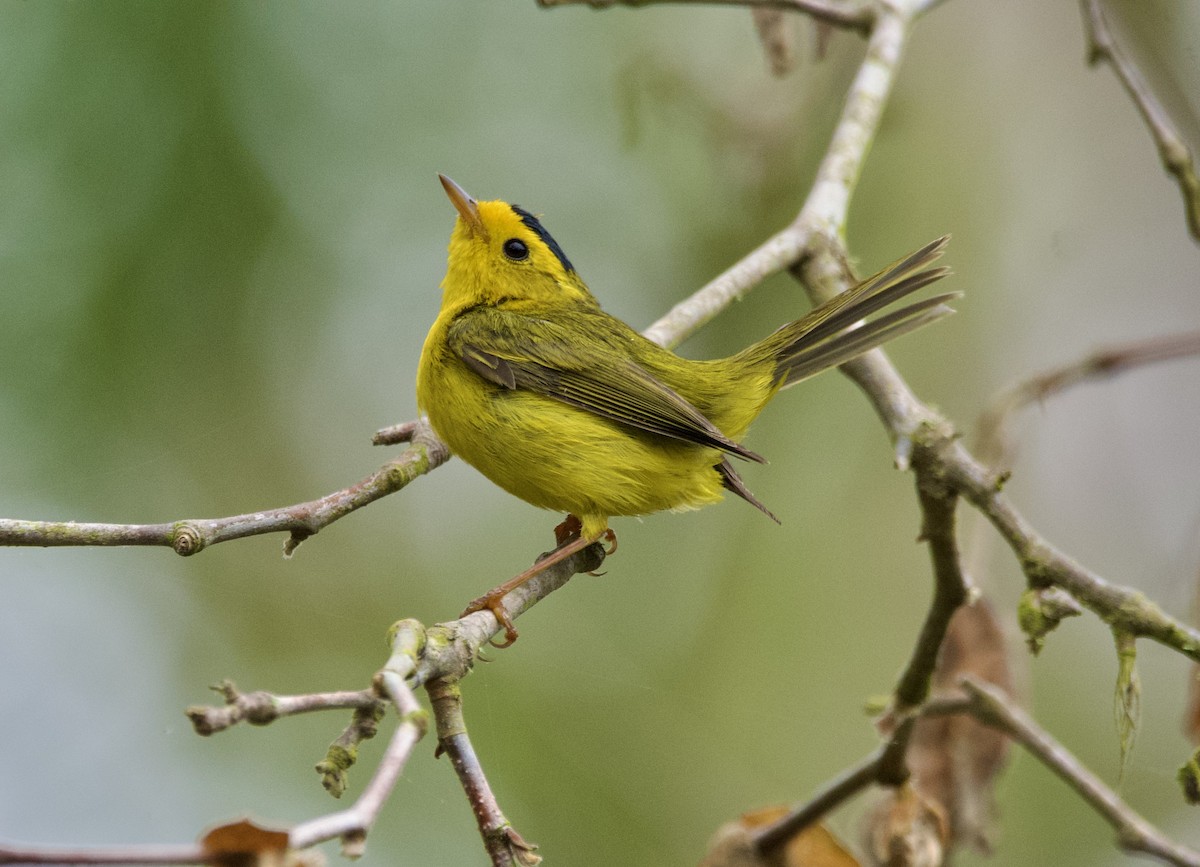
left=447, top=308, right=764, bottom=463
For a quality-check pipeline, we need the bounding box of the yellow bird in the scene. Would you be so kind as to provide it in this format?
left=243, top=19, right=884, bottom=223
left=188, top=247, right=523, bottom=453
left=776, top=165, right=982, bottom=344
left=418, top=175, right=955, bottom=642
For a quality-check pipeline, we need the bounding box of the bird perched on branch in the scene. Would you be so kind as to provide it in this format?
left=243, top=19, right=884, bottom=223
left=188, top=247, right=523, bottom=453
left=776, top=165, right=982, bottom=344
left=417, top=174, right=957, bottom=643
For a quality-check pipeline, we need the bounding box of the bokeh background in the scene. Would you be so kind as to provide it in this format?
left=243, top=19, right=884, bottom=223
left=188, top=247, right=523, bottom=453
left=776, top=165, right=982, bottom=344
left=2, top=1, right=1198, bottom=864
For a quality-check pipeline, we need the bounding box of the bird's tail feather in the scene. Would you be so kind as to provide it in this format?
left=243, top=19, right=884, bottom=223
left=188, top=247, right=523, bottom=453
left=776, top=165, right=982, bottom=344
left=743, top=236, right=958, bottom=388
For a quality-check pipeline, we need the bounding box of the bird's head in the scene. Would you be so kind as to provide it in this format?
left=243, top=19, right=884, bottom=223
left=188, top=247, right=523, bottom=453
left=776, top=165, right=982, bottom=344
left=437, top=174, right=596, bottom=311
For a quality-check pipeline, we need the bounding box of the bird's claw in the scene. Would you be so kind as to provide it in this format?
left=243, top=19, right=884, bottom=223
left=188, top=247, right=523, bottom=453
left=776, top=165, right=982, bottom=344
left=601, top=529, right=618, bottom=556
left=461, top=594, right=520, bottom=648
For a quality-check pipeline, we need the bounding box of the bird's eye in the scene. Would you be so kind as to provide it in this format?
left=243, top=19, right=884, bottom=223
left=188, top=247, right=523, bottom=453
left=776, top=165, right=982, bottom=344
left=502, top=239, right=529, bottom=261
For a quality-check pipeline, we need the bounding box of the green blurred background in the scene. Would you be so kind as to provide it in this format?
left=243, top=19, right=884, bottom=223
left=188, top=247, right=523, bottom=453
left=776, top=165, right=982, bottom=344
left=1, top=1, right=1198, bottom=864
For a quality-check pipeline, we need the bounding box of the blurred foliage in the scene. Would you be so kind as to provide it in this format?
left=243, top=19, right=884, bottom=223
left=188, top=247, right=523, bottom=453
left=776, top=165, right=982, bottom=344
left=0, top=2, right=1198, bottom=866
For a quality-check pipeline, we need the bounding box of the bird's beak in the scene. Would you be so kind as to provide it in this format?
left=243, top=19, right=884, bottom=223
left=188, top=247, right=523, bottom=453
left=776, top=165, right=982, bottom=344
left=438, top=174, right=487, bottom=239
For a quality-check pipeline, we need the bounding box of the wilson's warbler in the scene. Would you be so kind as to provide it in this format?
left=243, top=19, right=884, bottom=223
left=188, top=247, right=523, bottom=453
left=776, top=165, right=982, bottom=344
left=418, top=175, right=956, bottom=643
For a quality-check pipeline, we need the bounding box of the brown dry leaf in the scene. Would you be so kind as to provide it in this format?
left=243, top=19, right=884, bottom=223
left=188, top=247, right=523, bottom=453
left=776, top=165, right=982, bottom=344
left=751, top=9, right=797, bottom=77
left=863, top=785, right=947, bottom=867
left=200, top=818, right=292, bottom=866
left=700, top=804, right=859, bottom=867
left=896, top=599, right=1011, bottom=854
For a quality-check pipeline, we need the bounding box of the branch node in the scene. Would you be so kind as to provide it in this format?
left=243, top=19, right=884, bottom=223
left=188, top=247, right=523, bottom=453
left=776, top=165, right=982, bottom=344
left=316, top=747, right=357, bottom=799
left=171, top=522, right=205, bottom=556
left=318, top=701, right=389, bottom=798
left=284, top=529, right=314, bottom=557
left=1018, top=586, right=1083, bottom=655
left=242, top=691, right=282, bottom=726
left=1178, top=748, right=1200, bottom=804
left=214, top=679, right=241, bottom=703
left=372, top=420, right=420, bottom=446
left=501, top=825, right=542, bottom=866
left=340, top=828, right=367, bottom=860
left=401, top=707, right=431, bottom=740
left=184, top=707, right=219, bottom=737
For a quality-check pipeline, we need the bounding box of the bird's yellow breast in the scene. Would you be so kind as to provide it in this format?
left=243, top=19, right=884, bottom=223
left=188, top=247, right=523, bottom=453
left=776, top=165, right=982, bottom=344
left=417, top=313, right=734, bottom=536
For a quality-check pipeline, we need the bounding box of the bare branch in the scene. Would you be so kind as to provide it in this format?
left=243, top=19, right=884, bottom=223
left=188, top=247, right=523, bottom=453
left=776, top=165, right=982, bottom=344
left=429, top=677, right=540, bottom=867
left=787, top=252, right=1200, bottom=665
left=943, top=436, right=1200, bottom=661
left=752, top=744, right=886, bottom=854
left=643, top=4, right=915, bottom=349
left=372, top=419, right=421, bottom=445
left=759, top=672, right=1200, bottom=866
left=0, top=419, right=450, bottom=556
left=185, top=680, right=382, bottom=736
left=976, top=331, right=1200, bottom=466
left=536, top=0, right=874, bottom=34
left=893, top=479, right=970, bottom=714
left=289, top=622, right=428, bottom=856
left=168, top=542, right=600, bottom=866
left=958, top=676, right=1200, bottom=867
left=415, top=538, right=606, bottom=684
left=1080, top=0, right=1200, bottom=243
left=891, top=601, right=1011, bottom=852
left=0, top=844, right=211, bottom=866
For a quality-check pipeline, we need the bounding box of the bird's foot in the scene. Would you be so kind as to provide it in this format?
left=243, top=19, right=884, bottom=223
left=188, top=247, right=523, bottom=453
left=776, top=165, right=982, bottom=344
left=587, top=529, right=617, bottom=575
left=461, top=588, right=521, bottom=648
left=461, top=528, right=600, bottom=648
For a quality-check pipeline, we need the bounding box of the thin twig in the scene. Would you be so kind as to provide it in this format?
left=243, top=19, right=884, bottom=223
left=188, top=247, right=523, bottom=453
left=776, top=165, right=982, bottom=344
left=0, top=420, right=450, bottom=556
left=415, top=538, right=606, bottom=687
left=185, top=680, right=382, bottom=736
left=828, top=341, right=1200, bottom=665
left=793, top=7, right=911, bottom=238
left=173, top=541, right=599, bottom=866
left=1080, top=0, right=1200, bottom=243
left=429, top=678, right=540, bottom=867
left=316, top=701, right=391, bottom=799
left=867, top=477, right=970, bottom=791
left=976, top=330, right=1200, bottom=466
left=289, top=623, right=429, bottom=856
left=537, top=0, right=874, bottom=34
left=372, top=419, right=421, bottom=445
left=943, top=436, right=1200, bottom=661
left=958, top=676, right=1200, bottom=867
left=0, top=844, right=211, bottom=865
left=751, top=745, right=886, bottom=854
left=644, top=2, right=913, bottom=349
left=789, top=202, right=1200, bottom=666
left=894, top=482, right=970, bottom=713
